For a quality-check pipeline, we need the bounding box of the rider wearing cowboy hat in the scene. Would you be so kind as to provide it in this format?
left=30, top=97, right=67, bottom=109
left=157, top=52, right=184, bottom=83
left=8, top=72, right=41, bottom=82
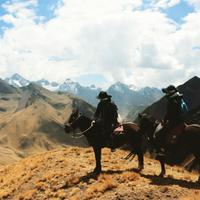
left=155, top=85, right=188, bottom=157
left=162, top=85, right=187, bottom=126
left=94, top=91, right=119, bottom=150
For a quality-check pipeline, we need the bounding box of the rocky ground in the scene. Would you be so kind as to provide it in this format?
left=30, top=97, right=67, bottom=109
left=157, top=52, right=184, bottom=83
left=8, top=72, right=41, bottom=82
left=0, top=147, right=199, bottom=200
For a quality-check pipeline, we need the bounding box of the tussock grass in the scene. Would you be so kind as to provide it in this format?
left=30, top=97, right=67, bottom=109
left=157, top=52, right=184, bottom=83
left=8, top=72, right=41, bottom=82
left=83, top=174, right=118, bottom=199
left=181, top=191, right=200, bottom=200
left=0, top=147, right=199, bottom=200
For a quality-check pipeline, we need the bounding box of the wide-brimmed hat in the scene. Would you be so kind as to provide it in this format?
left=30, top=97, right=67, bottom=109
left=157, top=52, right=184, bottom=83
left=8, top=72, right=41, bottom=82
left=162, top=85, right=183, bottom=97
left=96, top=91, right=112, bottom=99
left=162, top=85, right=178, bottom=95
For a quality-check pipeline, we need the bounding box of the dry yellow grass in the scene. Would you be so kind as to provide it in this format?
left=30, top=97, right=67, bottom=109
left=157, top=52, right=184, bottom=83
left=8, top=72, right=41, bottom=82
left=181, top=191, right=200, bottom=200
left=0, top=147, right=199, bottom=200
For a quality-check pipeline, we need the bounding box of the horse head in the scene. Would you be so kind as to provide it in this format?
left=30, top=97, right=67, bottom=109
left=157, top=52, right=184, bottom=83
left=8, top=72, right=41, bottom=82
left=64, top=109, right=92, bottom=134
left=64, top=109, right=82, bottom=133
left=138, top=113, right=157, bottom=140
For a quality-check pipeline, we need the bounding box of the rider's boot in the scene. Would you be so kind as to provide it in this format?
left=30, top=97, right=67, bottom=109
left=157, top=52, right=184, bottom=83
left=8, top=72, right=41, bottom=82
left=109, top=136, right=116, bottom=152
left=156, top=147, right=166, bottom=160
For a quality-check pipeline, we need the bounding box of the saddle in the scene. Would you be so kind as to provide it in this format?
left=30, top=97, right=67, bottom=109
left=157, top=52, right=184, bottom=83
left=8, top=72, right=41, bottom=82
left=166, top=123, right=186, bottom=144
left=113, top=125, right=124, bottom=135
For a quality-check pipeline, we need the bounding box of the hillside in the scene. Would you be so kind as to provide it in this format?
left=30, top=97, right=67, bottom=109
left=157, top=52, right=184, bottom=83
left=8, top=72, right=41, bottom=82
left=0, top=79, right=19, bottom=94
left=0, top=82, right=95, bottom=165
left=0, top=147, right=199, bottom=200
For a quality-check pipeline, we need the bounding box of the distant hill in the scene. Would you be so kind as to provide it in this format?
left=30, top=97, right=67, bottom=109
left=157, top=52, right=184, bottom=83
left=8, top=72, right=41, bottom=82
left=0, top=79, right=21, bottom=114
left=126, top=105, right=147, bottom=121
left=138, top=76, right=200, bottom=123
left=0, top=79, right=19, bottom=94
left=107, top=82, right=162, bottom=118
left=0, top=81, right=95, bottom=164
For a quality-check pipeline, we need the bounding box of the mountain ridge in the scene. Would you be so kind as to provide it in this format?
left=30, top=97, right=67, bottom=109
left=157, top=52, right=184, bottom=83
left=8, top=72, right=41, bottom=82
left=0, top=80, right=94, bottom=164
left=4, top=73, right=163, bottom=116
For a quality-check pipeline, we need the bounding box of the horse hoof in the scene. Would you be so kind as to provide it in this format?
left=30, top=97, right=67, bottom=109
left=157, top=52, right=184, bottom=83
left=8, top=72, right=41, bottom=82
left=196, top=177, right=200, bottom=184
left=137, top=166, right=144, bottom=172
left=93, top=170, right=101, bottom=175
left=159, top=172, right=165, bottom=177
left=93, top=168, right=101, bottom=175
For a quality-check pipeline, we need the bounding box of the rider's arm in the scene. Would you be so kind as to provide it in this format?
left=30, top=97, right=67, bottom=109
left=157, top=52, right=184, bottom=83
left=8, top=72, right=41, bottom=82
left=94, top=102, right=102, bottom=119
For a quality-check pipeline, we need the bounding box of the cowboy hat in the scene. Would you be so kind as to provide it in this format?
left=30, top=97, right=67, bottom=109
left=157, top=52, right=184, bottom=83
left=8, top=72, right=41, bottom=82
left=162, top=85, right=178, bottom=94
left=96, top=91, right=112, bottom=99
left=162, top=85, right=183, bottom=97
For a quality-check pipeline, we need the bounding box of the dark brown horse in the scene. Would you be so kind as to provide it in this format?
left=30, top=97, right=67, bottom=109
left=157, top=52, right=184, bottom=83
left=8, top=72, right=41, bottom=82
left=65, top=110, right=145, bottom=175
left=138, top=113, right=200, bottom=182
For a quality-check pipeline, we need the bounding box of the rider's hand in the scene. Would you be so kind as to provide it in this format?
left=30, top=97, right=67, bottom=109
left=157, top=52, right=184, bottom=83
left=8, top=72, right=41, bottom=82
left=91, top=120, right=95, bottom=126
left=161, top=120, right=165, bottom=126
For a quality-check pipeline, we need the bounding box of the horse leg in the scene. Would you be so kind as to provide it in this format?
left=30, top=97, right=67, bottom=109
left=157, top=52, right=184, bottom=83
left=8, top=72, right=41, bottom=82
left=197, top=161, right=200, bottom=183
left=137, top=150, right=144, bottom=172
left=93, top=146, right=102, bottom=175
left=193, top=154, right=200, bottom=183
left=159, top=158, right=166, bottom=177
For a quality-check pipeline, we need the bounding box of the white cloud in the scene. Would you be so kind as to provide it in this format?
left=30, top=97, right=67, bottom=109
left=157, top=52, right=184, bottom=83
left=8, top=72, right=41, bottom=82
left=146, top=0, right=181, bottom=10
left=187, top=0, right=200, bottom=10
left=0, top=0, right=199, bottom=87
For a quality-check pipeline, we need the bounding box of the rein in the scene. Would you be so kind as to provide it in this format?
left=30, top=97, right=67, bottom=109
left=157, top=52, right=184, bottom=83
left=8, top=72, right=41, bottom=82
left=71, top=124, right=94, bottom=138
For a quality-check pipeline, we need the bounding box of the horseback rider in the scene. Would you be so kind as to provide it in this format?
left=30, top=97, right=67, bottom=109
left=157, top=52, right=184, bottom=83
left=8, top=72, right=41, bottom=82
left=156, top=85, right=188, bottom=156
left=93, top=91, right=119, bottom=150
left=162, top=85, right=188, bottom=129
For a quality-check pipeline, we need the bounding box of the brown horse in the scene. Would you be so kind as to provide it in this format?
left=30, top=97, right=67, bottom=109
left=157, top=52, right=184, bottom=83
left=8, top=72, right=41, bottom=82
left=65, top=110, right=145, bottom=175
left=138, top=113, right=200, bottom=182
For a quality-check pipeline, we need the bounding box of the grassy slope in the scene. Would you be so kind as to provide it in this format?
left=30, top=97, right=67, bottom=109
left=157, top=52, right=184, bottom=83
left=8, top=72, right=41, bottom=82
left=0, top=147, right=199, bottom=200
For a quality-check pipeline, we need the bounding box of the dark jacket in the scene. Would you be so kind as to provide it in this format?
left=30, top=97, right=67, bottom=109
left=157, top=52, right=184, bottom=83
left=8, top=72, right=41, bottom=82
left=94, top=99, right=118, bottom=126
left=164, top=96, right=184, bottom=125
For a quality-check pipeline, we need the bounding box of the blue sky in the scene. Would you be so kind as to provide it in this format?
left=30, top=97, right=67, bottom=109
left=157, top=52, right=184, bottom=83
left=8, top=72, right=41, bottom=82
left=36, top=0, right=60, bottom=21
left=0, top=0, right=200, bottom=88
left=165, top=1, right=194, bottom=23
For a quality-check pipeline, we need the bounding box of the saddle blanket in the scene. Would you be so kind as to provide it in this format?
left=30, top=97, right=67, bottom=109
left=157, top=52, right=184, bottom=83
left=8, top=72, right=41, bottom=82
left=114, top=125, right=124, bottom=134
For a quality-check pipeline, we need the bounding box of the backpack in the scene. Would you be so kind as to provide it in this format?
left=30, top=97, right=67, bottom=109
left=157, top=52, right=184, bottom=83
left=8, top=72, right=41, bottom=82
left=180, top=99, right=188, bottom=114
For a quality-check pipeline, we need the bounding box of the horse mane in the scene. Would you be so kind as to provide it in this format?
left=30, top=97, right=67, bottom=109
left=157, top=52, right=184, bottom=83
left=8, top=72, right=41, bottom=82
left=122, top=122, right=140, bottom=132
left=80, top=114, right=91, bottom=120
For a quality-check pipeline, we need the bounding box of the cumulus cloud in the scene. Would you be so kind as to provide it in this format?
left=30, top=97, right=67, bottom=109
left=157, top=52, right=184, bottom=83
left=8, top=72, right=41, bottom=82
left=144, top=0, right=181, bottom=10
left=0, top=0, right=199, bottom=87
left=187, top=0, right=200, bottom=10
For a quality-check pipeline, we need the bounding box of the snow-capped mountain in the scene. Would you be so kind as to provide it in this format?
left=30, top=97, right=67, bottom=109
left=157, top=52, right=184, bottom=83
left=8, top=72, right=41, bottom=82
left=36, top=79, right=60, bottom=91
left=4, top=74, right=162, bottom=117
left=4, top=74, right=102, bottom=106
left=107, top=81, right=163, bottom=117
left=58, top=79, right=80, bottom=94
left=5, top=73, right=30, bottom=87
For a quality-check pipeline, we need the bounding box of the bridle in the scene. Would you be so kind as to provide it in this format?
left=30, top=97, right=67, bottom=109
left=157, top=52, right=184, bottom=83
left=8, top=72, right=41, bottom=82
left=66, top=114, right=94, bottom=138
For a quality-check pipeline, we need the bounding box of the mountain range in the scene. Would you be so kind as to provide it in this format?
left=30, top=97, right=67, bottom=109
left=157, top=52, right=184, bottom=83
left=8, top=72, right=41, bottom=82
left=0, top=79, right=94, bottom=165
left=4, top=73, right=163, bottom=117
left=0, top=75, right=199, bottom=166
